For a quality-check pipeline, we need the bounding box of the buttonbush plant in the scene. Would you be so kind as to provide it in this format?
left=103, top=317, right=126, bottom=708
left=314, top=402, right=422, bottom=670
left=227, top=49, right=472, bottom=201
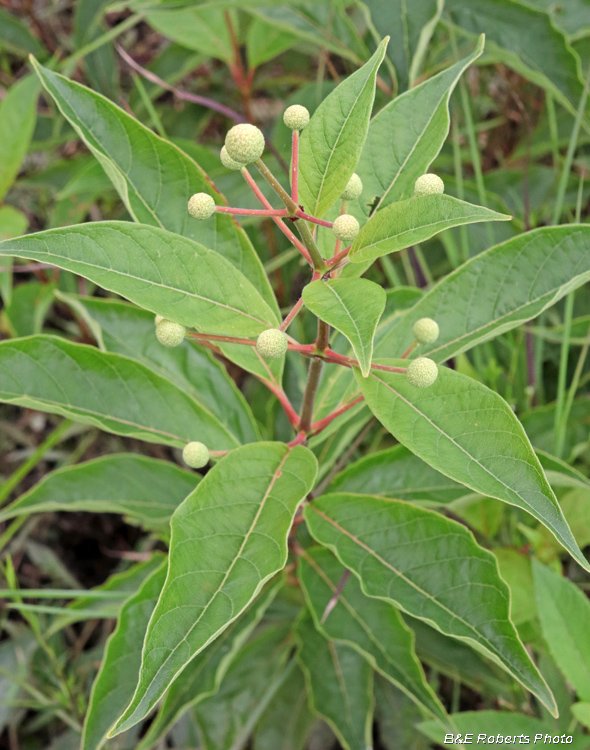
left=2, top=8, right=590, bottom=750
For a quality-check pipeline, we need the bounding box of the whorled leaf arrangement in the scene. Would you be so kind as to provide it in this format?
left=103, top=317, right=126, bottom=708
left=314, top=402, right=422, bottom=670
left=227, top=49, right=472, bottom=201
left=1, top=30, right=590, bottom=747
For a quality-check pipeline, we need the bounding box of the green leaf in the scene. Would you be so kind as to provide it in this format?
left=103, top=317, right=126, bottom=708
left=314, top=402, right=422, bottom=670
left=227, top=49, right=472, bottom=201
left=48, top=555, right=165, bottom=636
left=136, top=583, right=280, bottom=750
left=246, top=15, right=297, bottom=68
left=0, top=74, right=40, bottom=201
left=0, top=208, right=28, bottom=271
left=193, top=625, right=291, bottom=750
left=295, top=615, right=374, bottom=750
left=349, top=195, right=511, bottom=264
left=447, top=0, right=584, bottom=110
left=0, top=629, right=36, bottom=735
left=376, top=225, right=590, bottom=364
left=0, top=335, right=240, bottom=450
left=250, top=5, right=365, bottom=65
left=533, top=559, right=590, bottom=702
left=302, top=278, right=386, bottom=377
left=355, top=36, right=484, bottom=216
left=146, top=7, right=235, bottom=62
left=355, top=362, right=589, bottom=571
left=536, top=449, right=590, bottom=492
left=0, top=222, right=278, bottom=338
left=328, top=444, right=468, bottom=503
left=572, top=702, right=590, bottom=731
left=0, top=206, right=28, bottom=240
left=375, top=676, right=431, bottom=750
left=305, top=493, right=556, bottom=713
left=82, top=561, right=167, bottom=750
left=73, top=0, right=117, bottom=99
left=363, top=0, right=443, bottom=90
left=493, top=550, right=535, bottom=626
left=112, top=442, right=318, bottom=734
left=298, top=38, right=388, bottom=218
left=407, top=614, right=515, bottom=701
left=0, top=7, right=46, bottom=58
left=299, top=547, right=446, bottom=722
left=30, top=59, right=276, bottom=315
left=0, top=455, right=197, bottom=531
left=520, top=0, right=590, bottom=39
left=253, top=662, right=314, bottom=750
left=60, top=294, right=260, bottom=445
left=3, top=282, right=55, bottom=337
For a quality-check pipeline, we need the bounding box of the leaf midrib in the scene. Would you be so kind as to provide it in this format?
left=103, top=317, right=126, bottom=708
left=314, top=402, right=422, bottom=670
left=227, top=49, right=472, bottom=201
left=308, top=504, right=537, bottom=690
left=353, top=204, right=503, bottom=259
left=121, top=447, right=293, bottom=725
left=7, top=229, right=273, bottom=328
left=303, top=552, right=438, bottom=713
left=370, top=373, right=572, bottom=550
left=371, top=48, right=480, bottom=214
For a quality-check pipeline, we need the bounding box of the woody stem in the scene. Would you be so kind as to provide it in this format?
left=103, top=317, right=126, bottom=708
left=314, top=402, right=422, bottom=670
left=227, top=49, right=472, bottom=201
left=256, top=159, right=327, bottom=273
left=299, top=319, right=330, bottom=433
left=241, top=168, right=312, bottom=265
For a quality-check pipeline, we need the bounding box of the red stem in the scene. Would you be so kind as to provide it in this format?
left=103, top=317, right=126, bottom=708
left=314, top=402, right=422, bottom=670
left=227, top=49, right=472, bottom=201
left=287, top=343, right=316, bottom=353
left=215, top=206, right=288, bottom=217
left=310, top=395, right=365, bottom=436
left=280, top=297, right=304, bottom=332
left=291, top=130, right=299, bottom=204
left=241, top=169, right=313, bottom=265
left=327, top=244, right=352, bottom=268
left=263, top=380, right=300, bottom=428
left=370, top=362, right=408, bottom=374
left=188, top=333, right=257, bottom=346
left=116, top=44, right=246, bottom=123
left=287, top=431, right=307, bottom=447
left=295, top=209, right=333, bottom=228
left=400, top=341, right=417, bottom=359
left=289, top=345, right=408, bottom=375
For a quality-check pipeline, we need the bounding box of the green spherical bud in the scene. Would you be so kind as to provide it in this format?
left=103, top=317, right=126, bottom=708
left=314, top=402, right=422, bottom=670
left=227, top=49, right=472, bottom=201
left=412, top=317, right=439, bottom=344
left=341, top=173, right=363, bottom=201
left=188, top=192, right=216, bottom=220
left=406, top=357, right=438, bottom=388
left=156, top=319, right=186, bottom=348
left=220, top=145, right=243, bottom=171
left=154, top=314, right=164, bottom=326
left=414, top=173, right=444, bottom=197
left=256, top=328, right=289, bottom=360
left=283, top=104, right=310, bottom=131
left=225, top=123, right=265, bottom=165
left=333, top=214, right=360, bottom=242
left=182, top=441, right=210, bottom=469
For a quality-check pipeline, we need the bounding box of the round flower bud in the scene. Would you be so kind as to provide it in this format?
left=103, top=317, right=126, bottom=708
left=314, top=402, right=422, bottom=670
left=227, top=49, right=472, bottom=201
left=154, top=314, right=164, bottom=326
left=412, top=317, right=440, bottom=344
left=188, top=192, right=216, bottom=220
left=220, top=145, right=243, bottom=171
left=256, top=328, right=289, bottom=360
left=341, top=173, right=363, bottom=201
left=156, top=319, right=186, bottom=348
left=414, top=173, right=444, bottom=197
left=406, top=357, right=438, bottom=388
left=283, top=104, right=310, bottom=131
left=333, top=214, right=360, bottom=242
left=225, top=123, right=265, bottom=165
left=182, top=441, right=210, bottom=469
